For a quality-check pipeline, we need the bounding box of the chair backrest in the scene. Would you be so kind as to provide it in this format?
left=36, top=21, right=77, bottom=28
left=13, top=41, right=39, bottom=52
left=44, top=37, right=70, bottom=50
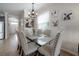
left=43, top=30, right=51, bottom=37
left=49, top=32, right=62, bottom=56
left=20, top=31, right=28, bottom=47
left=17, top=31, right=29, bottom=55
left=20, top=31, right=39, bottom=55
left=25, top=28, right=33, bottom=37
left=36, top=29, right=43, bottom=36
left=54, top=32, right=63, bottom=56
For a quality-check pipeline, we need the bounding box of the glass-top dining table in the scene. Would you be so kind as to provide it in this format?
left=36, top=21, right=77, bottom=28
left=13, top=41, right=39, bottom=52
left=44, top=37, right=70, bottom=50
left=26, top=35, right=52, bottom=47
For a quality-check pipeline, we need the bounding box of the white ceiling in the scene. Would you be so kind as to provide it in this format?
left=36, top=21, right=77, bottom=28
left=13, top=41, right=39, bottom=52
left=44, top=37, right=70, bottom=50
left=0, top=3, right=45, bottom=18
left=0, top=3, right=79, bottom=19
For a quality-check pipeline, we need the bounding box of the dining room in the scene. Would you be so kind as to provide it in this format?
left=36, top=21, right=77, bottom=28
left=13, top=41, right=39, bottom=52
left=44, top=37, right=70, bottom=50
left=16, top=3, right=79, bottom=56
left=0, top=3, right=79, bottom=56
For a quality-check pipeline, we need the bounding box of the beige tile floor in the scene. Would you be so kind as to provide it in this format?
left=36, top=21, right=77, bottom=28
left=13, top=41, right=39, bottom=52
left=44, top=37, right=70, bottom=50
left=0, top=33, right=18, bottom=56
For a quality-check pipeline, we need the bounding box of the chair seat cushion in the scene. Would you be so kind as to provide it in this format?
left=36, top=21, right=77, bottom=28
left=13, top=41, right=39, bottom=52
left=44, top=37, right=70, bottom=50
left=38, top=45, right=53, bottom=56
left=23, top=42, right=39, bottom=55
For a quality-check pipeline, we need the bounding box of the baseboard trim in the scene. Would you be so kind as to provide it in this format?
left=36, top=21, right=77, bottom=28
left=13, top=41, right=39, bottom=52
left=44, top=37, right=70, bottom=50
left=61, top=48, right=78, bottom=56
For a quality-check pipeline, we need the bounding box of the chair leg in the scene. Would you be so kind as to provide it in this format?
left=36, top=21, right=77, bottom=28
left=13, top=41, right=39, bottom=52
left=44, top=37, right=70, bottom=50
left=36, top=51, right=40, bottom=56
left=58, top=53, right=61, bottom=56
left=22, top=49, right=25, bottom=56
left=17, top=45, right=19, bottom=50
left=17, top=45, right=20, bottom=55
left=18, top=46, right=22, bottom=56
left=20, top=47, right=23, bottom=56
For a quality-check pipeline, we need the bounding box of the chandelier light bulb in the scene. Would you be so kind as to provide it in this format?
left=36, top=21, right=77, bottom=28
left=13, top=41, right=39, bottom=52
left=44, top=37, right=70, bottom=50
left=36, top=13, right=38, bottom=15
left=28, top=12, right=30, bottom=15
left=32, top=11, right=34, bottom=14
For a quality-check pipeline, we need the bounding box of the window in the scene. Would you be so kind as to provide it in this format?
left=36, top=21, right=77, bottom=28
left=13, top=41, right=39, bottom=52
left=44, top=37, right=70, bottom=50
left=37, top=11, right=49, bottom=31
left=0, top=16, right=5, bottom=39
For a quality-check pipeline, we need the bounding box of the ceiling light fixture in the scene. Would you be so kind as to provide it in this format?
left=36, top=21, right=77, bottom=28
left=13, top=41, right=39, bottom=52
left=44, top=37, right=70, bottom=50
left=28, top=3, right=37, bottom=18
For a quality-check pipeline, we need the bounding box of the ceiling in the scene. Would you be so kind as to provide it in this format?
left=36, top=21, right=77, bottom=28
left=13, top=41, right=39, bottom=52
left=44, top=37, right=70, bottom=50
left=0, top=3, right=45, bottom=18
left=0, top=3, right=79, bottom=19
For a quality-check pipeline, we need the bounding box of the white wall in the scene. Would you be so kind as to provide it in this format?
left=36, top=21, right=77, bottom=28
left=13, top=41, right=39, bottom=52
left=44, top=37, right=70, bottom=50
left=37, top=3, right=79, bottom=55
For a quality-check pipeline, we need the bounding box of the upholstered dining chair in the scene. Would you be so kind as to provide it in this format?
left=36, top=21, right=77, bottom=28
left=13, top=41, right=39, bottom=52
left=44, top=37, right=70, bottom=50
left=38, top=32, right=63, bottom=56
left=16, top=31, right=22, bottom=55
left=18, top=31, right=39, bottom=56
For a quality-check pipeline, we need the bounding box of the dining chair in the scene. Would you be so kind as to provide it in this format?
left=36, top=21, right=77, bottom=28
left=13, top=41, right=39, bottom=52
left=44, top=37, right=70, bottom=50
left=36, top=29, right=43, bottom=36
left=18, top=31, right=39, bottom=56
left=38, top=32, right=63, bottom=56
left=16, top=31, right=22, bottom=55
left=43, top=29, right=51, bottom=37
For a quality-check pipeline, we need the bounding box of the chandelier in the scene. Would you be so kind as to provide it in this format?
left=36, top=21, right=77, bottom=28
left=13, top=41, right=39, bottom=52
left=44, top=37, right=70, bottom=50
left=25, top=3, right=37, bottom=33
left=28, top=3, right=37, bottom=18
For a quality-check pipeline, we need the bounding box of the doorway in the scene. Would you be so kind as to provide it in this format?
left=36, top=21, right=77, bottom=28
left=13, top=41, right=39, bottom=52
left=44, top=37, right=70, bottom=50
left=8, top=17, right=19, bottom=34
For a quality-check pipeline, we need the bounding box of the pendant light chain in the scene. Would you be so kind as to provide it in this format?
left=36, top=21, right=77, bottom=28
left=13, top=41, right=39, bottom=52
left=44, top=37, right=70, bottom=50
left=32, top=3, right=34, bottom=11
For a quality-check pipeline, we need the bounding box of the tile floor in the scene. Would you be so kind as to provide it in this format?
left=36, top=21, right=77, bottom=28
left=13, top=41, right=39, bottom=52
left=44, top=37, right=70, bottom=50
left=0, top=33, right=18, bottom=56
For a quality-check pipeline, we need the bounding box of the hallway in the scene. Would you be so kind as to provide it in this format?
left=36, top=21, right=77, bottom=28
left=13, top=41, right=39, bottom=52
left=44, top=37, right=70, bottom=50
left=0, top=33, right=18, bottom=56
